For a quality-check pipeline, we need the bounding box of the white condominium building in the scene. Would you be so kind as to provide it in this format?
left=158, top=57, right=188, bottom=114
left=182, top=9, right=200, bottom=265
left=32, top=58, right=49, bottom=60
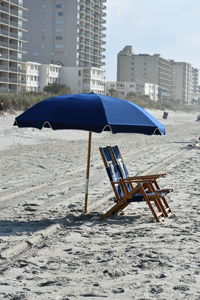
left=39, top=64, right=61, bottom=90
left=117, top=46, right=172, bottom=101
left=25, top=61, right=41, bottom=92
left=24, top=0, right=106, bottom=69
left=60, top=66, right=105, bottom=94
left=24, top=62, right=61, bottom=92
left=106, top=80, right=158, bottom=101
left=0, top=0, right=27, bottom=93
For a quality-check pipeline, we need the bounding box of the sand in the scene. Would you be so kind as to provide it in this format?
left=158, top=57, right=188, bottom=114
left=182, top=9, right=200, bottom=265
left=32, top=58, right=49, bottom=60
left=0, top=109, right=200, bottom=300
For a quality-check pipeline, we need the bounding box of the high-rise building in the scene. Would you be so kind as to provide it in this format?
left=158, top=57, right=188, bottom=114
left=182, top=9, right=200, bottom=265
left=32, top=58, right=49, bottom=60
left=171, top=61, right=193, bottom=105
left=24, top=0, right=106, bottom=69
left=191, top=67, right=200, bottom=105
left=0, top=0, right=27, bottom=93
left=117, top=46, right=172, bottom=100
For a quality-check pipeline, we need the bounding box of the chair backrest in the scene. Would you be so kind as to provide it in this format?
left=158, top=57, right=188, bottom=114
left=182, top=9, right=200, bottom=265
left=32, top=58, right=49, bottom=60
left=110, top=145, right=134, bottom=193
left=111, top=145, right=129, bottom=179
left=99, top=146, right=127, bottom=199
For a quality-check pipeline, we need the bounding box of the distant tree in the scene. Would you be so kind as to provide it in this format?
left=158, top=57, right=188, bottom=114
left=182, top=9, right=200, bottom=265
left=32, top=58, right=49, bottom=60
left=126, top=92, right=136, bottom=99
left=107, top=88, right=119, bottom=98
left=43, top=82, right=71, bottom=95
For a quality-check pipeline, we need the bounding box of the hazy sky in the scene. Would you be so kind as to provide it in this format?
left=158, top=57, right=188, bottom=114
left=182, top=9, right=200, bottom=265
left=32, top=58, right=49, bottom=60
left=105, top=0, right=200, bottom=81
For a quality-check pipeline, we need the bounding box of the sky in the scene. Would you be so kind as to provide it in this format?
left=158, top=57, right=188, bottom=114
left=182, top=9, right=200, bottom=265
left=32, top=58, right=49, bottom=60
left=105, top=0, right=200, bottom=81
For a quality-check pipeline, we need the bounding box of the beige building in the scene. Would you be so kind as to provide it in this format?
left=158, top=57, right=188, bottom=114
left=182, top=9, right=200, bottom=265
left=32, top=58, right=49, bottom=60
left=24, top=0, right=106, bottom=69
left=117, top=46, right=172, bottom=101
left=0, top=0, right=27, bottom=93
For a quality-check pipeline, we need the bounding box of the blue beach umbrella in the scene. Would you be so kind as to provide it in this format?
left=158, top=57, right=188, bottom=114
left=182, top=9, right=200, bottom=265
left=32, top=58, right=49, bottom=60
left=14, top=93, right=166, bottom=213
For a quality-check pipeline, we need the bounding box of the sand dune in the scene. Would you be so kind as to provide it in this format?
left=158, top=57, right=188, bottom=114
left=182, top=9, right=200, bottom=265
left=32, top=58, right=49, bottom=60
left=0, top=110, right=200, bottom=299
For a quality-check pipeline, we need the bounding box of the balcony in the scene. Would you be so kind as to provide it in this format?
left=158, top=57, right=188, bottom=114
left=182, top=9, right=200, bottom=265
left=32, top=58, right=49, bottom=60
left=0, top=86, right=8, bottom=92
left=10, top=0, right=19, bottom=4
left=0, top=41, right=9, bottom=47
left=0, top=76, right=8, bottom=82
left=9, top=66, right=25, bottom=73
left=0, top=5, right=9, bottom=13
left=9, top=43, right=18, bottom=49
left=10, top=9, right=19, bottom=17
left=10, top=20, right=19, bottom=27
left=0, top=65, right=8, bottom=70
left=10, top=0, right=27, bottom=10
left=8, top=88, right=18, bottom=93
left=0, top=29, right=8, bottom=36
left=0, top=17, right=9, bottom=25
left=0, top=53, right=9, bottom=59
left=18, top=79, right=26, bottom=84
left=9, top=31, right=18, bottom=38
left=9, top=55, right=19, bottom=61
left=9, top=77, right=18, bottom=83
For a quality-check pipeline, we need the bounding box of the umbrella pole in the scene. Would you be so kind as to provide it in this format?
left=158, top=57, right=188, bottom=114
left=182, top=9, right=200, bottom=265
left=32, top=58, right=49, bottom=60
left=84, top=131, right=92, bottom=214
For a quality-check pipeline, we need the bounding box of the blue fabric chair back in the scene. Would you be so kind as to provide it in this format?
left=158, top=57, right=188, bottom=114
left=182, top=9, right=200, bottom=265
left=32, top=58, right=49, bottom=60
left=112, top=146, right=132, bottom=193
left=101, top=147, right=125, bottom=197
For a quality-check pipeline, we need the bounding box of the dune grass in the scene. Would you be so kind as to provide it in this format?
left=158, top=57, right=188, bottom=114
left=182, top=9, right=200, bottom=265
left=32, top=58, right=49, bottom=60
left=0, top=92, right=198, bottom=113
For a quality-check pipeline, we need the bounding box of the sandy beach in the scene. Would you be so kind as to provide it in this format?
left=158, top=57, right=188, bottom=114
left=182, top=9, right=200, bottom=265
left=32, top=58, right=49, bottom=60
left=0, top=109, right=200, bottom=300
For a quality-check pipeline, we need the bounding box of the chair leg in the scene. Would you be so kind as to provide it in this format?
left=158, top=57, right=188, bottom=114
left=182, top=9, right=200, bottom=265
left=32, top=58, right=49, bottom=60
left=159, top=196, right=172, bottom=216
left=100, top=200, right=130, bottom=220
left=100, top=183, right=171, bottom=222
left=147, top=181, right=172, bottom=218
left=144, top=197, right=165, bottom=222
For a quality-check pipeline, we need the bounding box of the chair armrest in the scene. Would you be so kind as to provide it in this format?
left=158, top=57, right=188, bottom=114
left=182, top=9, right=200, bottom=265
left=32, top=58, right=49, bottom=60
left=112, top=178, right=152, bottom=184
left=127, top=174, right=166, bottom=180
left=157, top=188, right=173, bottom=194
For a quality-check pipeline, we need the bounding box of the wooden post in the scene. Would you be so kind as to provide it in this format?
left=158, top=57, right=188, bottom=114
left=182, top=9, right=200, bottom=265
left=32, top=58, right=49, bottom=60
left=84, top=131, right=92, bottom=214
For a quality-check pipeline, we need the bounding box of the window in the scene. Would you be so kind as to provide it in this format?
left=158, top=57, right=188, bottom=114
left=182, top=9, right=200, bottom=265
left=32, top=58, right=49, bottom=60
left=56, top=20, right=64, bottom=24
left=58, top=12, right=63, bottom=16
left=55, top=44, right=63, bottom=49
left=56, top=36, right=63, bottom=40
left=56, top=4, right=64, bottom=8
left=55, top=28, right=64, bottom=32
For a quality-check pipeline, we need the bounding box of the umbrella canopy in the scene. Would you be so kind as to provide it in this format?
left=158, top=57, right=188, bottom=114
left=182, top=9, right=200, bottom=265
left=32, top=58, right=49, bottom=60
left=14, top=93, right=166, bottom=213
left=14, top=93, right=166, bottom=135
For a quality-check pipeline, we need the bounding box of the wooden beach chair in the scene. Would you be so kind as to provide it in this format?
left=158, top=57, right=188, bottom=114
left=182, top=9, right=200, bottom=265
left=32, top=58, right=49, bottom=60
left=99, top=146, right=172, bottom=222
left=108, top=145, right=173, bottom=199
left=110, top=145, right=172, bottom=217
